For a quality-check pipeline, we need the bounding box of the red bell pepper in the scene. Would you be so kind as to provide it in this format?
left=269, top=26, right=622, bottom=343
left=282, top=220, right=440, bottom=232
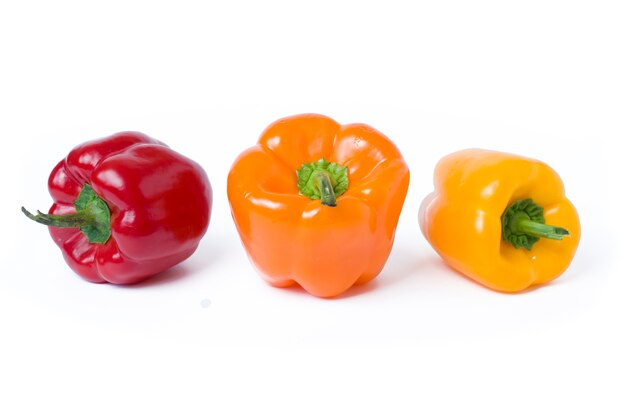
left=22, top=132, right=212, bottom=284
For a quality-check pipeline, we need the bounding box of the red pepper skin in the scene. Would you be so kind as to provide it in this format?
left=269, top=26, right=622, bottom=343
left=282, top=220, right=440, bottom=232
left=44, top=132, right=212, bottom=284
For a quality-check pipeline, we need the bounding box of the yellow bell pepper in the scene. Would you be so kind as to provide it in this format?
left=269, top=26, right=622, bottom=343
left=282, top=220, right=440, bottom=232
left=419, top=149, right=580, bottom=292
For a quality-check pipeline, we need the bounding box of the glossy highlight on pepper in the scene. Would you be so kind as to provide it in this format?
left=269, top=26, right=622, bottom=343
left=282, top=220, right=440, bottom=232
left=227, top=114, right=410, bottom=298
left=23, top=132, right=212, bottom=284
left=419, top=149, right=580, bottom=292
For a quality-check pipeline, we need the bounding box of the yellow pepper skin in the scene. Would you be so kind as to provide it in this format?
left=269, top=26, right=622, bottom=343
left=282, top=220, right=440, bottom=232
left=419, top=149, right=580, bottom=292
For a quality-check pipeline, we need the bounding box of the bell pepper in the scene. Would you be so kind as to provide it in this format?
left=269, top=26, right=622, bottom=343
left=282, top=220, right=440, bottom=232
left=227, top=114, right=410, bottom=298
left=419, top=149, right=580, bottom=292
left=22, top=132, right=212, bottom=284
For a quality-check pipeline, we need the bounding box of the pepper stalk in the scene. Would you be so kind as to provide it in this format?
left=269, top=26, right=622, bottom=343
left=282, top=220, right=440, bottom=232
left=501, top=198, right=569, bottom=250
left=296, top=158, right=349, bottom=207
left=22, top=184, right=111, bottom=244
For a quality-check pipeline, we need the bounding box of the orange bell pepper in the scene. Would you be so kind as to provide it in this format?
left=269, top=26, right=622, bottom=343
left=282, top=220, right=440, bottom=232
left=419, top=149, right=580, bottom=292
left=227, top=114, right=410, bottom=297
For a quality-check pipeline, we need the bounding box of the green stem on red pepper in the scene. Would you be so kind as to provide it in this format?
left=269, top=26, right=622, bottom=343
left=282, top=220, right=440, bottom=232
left=22, top=184, right=111, bottom=244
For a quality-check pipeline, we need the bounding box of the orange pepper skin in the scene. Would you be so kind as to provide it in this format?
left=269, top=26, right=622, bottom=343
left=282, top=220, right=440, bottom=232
left=227, top=114, right=410, bottom=298
left=419, top=149, right=580, bottom=293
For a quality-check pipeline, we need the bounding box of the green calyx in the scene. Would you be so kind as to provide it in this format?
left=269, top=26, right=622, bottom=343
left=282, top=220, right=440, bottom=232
left=501, top=198, right=569, bottom=250
left=22, top=184, right=111, bottom=244
left=296, top=158, right=349, bottom=207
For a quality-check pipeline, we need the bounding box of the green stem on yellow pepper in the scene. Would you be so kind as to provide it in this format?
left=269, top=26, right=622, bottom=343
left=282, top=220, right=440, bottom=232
left=502, top=198, right=569, bottom=250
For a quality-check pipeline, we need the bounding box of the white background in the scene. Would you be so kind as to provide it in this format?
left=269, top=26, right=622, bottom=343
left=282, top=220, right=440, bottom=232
left=1, top=1, right=625, bottom=416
